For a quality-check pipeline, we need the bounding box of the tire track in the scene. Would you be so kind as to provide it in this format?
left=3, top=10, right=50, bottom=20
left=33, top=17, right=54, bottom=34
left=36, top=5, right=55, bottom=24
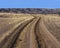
left=34, top=17, right=41, bottom=48
left=38, top=18, right=60, bottom=48
left=0, top=17, right=34, bottom=48
left=12, top=17, right=40, bottom=48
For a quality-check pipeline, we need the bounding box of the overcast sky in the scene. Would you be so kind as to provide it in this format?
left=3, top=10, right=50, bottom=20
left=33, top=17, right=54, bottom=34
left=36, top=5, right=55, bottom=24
left=0, top=0, right=60, bottom=8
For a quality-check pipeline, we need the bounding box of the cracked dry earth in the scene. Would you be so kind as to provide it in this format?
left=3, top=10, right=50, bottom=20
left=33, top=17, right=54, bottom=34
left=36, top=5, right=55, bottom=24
left=0, top=13, right=60, bottom=48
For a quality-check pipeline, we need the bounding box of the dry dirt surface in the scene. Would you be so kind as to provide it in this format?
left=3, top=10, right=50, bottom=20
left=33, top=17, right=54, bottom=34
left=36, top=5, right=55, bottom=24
left=0, top=13, right=60, bottom=48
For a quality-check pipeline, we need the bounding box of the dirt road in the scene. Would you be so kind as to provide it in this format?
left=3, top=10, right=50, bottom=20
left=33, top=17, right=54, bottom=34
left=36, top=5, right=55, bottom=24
left=0, top=14, right=60, bottom=48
